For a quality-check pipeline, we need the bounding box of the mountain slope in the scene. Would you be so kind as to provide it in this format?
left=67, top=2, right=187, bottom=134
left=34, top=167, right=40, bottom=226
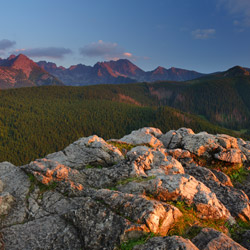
left=0, top=54, right=63, bottom=88
left=145, top=68, right=250, bottom=131
left=0, top=85, right=239, bottom=165
left=37, top=59, right=204, bottom=85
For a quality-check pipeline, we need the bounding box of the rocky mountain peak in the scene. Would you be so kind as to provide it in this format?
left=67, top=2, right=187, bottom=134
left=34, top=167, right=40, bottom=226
left=1, top=127, right=250, bottom=249
left=152, top=66, right=168, bottom=74
left=5, top=54, right=40, bottom=78
left=0, top=54, right=63, bottom=88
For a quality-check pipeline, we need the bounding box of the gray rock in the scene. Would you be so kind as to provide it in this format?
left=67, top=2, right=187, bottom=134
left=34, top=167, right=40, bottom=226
left=119, top=127, right=163, bottom=147
left=64, top=197, right=146, bottom=250
left=166, top=148, right=192, bottom=161
left=144, top=174, right=230, bottom=220
left=183, top=163, right=250, bottom=221
left=241, top=230, right=250, bottom=250
left=161, top=129, right=249, bottom=164
left=0, top=162, right=30, bottom=227
left=214, top=148, right=243, bottom=164
left=0, top=192, right=15, bottom=216
left=46, top=135, right=124, bottom=169
left=93, top=189, right=182, bottom=235
left=217, top=134, right=238, bottom=149
left=2, top=215, right=82, bottom=250
left=0, top=180, right=3, bottom=192
left=192, top=227, right=247, bottom=250
left=127, top=146, right=184, bottom=177
left=22, top=158, right=84, bottom=192
left=133, top=235, right=199, bottom=250
left=211, top=169, right=233, bottom=187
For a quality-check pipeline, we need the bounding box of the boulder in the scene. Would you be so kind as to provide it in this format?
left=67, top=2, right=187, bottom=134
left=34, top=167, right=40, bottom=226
left=119, top=127, right=163, bottom=147
left=192, top=227, right=247, bottom=250
left=2, top=215, right=82, bottom=250
left=160, top=128, right=194, bottom=149
left=127, top=146, right=184, bottom=177
left=0, top=162, right=30, bottom=227
left=214, top=148, right=243, bottom=164
left=241, top=230, right=250, bottom=250
left=211, top=169, right=233, bottom=187
left=46, top=135, right=124, bottom=169
left=160, top=128, right=249, bottom=164
left=93, top=189, right=182, bottom=235
left=133, top=235, right=199, bottom=250
left=0, top=192, right=15, bottom=216
left=183, top=163, right=250, bottom=221
left=22, top=158, right=84, bottom=192
left=216, top=134, right=238, bottom=149
left=145, top=174, right=230, bottom=220
left=64, top=197, right=148, bottom=250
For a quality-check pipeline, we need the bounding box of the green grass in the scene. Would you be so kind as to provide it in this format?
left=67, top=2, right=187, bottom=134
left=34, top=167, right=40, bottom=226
left=229, top=166, right=250, bottom=184
left=119, top=233, right=155, bottom=250
left=227, top=219, right=250, bottom=243
left=167, top=201, right=229, bottom=239
left=27, top=173, right=58, bottom=199
left=85, top=164, right=103, bottom=169
left=108, top=141, right=136, bottom=155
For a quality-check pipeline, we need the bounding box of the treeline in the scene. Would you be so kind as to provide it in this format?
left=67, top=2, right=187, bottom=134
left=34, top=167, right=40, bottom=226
left=0, top=86, right=239, bottom=166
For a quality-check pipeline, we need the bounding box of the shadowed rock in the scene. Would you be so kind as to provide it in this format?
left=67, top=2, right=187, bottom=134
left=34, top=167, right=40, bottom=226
left=183, top=163, right=250, bottom=221
left=192, top=228, right=247, bottom=250
left=2, top=215, right=82, bottom=250
left=1, top=127, right=250, bottom=249
left=0, top=162, right=30, bottom=227
left=133, top=235, right=199, bottom=250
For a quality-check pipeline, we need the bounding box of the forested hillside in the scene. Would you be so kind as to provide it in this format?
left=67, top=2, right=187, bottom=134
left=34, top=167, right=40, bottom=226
left=146, top=75, right=250, bottom=131
left=0, top=86, right=238, bottom=165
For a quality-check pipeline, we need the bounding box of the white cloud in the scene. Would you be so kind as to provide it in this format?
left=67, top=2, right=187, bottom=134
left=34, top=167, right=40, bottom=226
left=14, top=47, right=72, bottom=59
left=192, top=29, right=216, bottom=40
left=218, top=0, right=250, bottom=26
left=0, top=39, right=16, bottom=51
left=79, top=40, right=135, bottom=60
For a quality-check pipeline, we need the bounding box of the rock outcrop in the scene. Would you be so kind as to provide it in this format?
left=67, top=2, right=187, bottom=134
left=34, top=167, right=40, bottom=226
left=0, top=127, right=250, bottom=249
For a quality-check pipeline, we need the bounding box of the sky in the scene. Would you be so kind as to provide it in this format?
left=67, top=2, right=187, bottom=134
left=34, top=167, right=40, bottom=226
left=0, top=0, right=250, bottom=73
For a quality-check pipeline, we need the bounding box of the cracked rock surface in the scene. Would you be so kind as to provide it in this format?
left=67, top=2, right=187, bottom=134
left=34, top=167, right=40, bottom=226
left=0, top=127, right=250, bottom=249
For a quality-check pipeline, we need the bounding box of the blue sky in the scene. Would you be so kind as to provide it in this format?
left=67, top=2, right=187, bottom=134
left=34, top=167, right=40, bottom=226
left=0, top=0, right=249, bottom=73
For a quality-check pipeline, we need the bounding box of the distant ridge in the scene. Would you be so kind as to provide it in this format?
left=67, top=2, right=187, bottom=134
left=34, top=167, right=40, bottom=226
left=37, top=59, right=205, bottom=86
left=224, top=66, right=250, bottom=77
left=0, top=54, right=63, bottom=89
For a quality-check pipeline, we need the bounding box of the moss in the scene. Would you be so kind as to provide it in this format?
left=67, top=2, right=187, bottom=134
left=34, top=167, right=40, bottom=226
left=228, top=166, right=249, bottom=184
left=167, top=201, right=229, bottom=239
left=119, top=233, right=156, bottom=250
left=108, top=141, right=136, bottom=155
left=85, top=164, right=103, bottom=169
left=227, top=219, right=250, bottom=243
left=194, top=154, right=250, bottom=185
left=26, top=173, right=58, bottom=200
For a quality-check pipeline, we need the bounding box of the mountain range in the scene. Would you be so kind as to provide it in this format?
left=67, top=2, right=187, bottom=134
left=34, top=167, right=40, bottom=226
left=0, top=54, right=250, bottom=88
left=0, top=54, right=62, bottom=88
left=37, top=58, right=205, bottom=86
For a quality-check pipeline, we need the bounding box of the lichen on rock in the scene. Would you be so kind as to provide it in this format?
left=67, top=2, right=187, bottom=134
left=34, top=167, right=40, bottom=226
left=0, top=127, right=250, bottom=249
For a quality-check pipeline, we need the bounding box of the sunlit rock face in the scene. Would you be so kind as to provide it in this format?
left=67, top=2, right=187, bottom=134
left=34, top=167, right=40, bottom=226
left=1, top=127, right=250, bottom=249
left=119, top=127, right=163, bottom=147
